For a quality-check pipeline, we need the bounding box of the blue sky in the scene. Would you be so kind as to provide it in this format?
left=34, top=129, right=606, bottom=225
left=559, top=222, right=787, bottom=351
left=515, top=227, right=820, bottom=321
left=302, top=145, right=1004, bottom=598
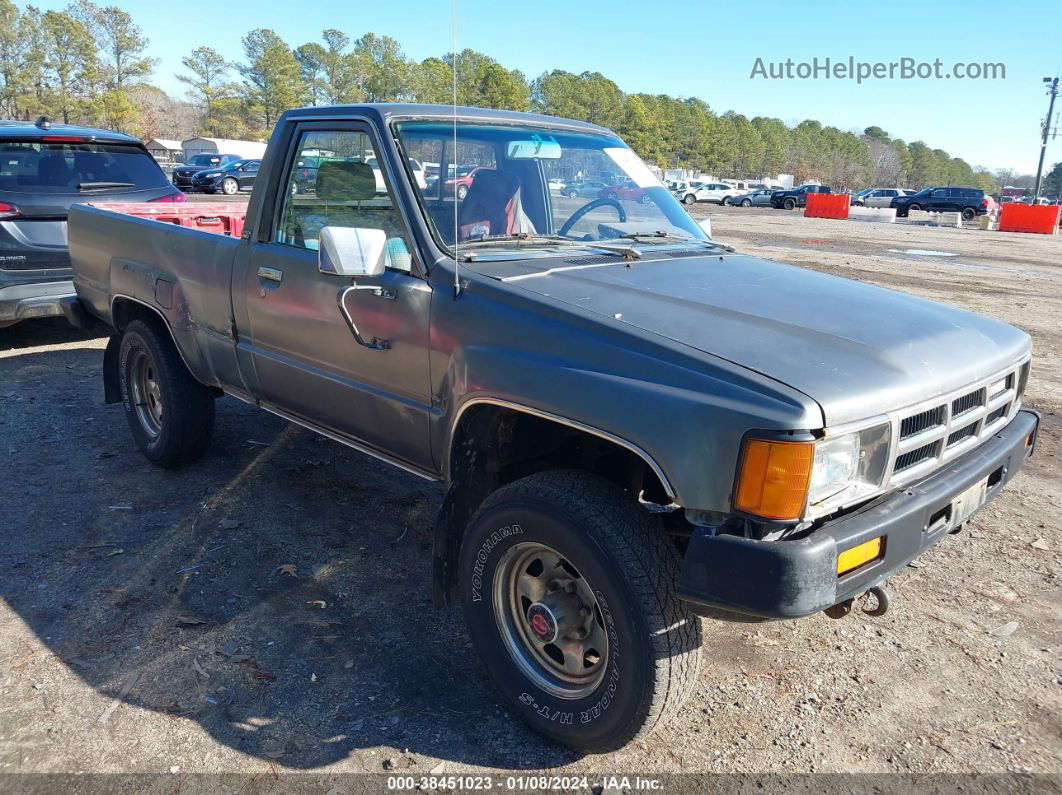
left=26, top=0, right=1062, bottom=174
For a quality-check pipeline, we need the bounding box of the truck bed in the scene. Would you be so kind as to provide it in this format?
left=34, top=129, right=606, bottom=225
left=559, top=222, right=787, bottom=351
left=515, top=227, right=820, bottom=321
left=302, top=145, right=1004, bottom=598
left=68, top=201, right=246, bottom=390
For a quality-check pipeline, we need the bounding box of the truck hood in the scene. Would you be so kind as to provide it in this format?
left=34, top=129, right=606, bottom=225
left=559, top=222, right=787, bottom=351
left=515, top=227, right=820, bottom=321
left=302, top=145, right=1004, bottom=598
left=494, top=252, right=1030, bottom=426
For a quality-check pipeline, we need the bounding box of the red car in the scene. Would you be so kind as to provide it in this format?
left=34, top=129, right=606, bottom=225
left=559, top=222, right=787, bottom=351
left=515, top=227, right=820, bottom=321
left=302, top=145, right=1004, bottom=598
left=443, top=165, right=492, bottom=200
left=598, top=180, right=650, bottom=204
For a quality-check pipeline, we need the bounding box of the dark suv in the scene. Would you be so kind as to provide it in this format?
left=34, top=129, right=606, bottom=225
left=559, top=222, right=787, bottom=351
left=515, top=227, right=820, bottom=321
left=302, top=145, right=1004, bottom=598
left=770, top=184, right=832, bottom=209
left=171, top=153, right=242, bottom=191
left=891, top=186, right=989, bottom=220
left=0, top=118, right=184, bottom=328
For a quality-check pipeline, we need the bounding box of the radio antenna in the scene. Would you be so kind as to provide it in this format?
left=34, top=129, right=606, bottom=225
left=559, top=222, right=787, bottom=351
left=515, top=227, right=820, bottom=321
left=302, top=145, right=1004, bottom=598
left=451, top=0, right=460, bottom=297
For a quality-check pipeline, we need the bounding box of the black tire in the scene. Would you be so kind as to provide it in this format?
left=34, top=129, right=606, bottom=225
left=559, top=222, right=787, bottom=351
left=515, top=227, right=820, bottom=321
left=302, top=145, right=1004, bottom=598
left=682, top=193, right=695, bottom=205
left=564, top=190, right=577, bottom=198
left=458, top=470, right=702, bottom=752
left=740, top=198, right=751, bottom=207
left=721, top=196, right=730, bottom=206
left=639, top=193, right=651, bottom=205
left=456, top=184, right=469, bottom=200
left=119, top=319, right=215, bottom=468
left=606, top=191, right=618, bottom=200
left=961, top=207, right=976, bottom=221
left=783, top=197, right=796, bottom=210
left=908, top=203, right=922, bottom=214
left=221, top=177, right=239, bottom=195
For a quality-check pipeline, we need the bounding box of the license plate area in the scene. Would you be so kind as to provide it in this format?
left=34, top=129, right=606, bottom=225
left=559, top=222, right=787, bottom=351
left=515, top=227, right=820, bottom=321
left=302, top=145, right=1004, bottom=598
left=951, top=477, right=988, bottom=528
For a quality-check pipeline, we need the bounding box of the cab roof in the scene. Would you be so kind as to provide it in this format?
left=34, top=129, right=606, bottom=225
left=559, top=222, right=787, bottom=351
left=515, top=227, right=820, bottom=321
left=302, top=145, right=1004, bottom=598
left=280, top=103, right=616, bottom=136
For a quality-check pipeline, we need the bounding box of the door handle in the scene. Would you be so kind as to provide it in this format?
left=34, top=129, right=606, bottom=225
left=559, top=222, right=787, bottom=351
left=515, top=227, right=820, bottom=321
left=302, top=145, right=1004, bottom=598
left=258, top=266, right=283, bottom=283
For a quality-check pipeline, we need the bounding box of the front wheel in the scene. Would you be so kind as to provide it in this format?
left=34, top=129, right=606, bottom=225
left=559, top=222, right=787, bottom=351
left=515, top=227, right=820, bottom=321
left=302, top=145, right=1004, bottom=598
left=119, top=319, right=215, bottom=468
left=456, top=184, right=469, bottom=200
left=459, top=471, right=701, bottom=752
left=221, top=177, right=239, bottom=195
left=682, top=194, right=695, bottom=205
left=740, top=198, right=752, bottom=207
left=783, top=197, right=796, bottom=210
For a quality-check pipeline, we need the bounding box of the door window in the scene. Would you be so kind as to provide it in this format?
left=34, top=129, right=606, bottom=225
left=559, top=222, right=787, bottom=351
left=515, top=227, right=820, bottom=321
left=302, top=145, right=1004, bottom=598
left=275, top=129, right=412, bottom=272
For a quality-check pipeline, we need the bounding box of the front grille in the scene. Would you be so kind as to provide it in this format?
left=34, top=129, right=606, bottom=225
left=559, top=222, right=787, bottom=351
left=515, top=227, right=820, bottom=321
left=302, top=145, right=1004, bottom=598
left=985, top=403, right=1009, bottom=426
left=888, top=362, right=1025, bottom=485
left=952, top=388, right=986, bottom=417
left=900, top=405, right=945, bottom=439
left=946, top=422, right=979, bottom=447
left=895, top=441, right=940, bottom=471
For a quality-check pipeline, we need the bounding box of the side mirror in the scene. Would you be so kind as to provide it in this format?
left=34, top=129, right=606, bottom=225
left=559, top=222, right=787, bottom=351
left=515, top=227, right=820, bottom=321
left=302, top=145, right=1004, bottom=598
left=319, top=226, right=386, bottom=277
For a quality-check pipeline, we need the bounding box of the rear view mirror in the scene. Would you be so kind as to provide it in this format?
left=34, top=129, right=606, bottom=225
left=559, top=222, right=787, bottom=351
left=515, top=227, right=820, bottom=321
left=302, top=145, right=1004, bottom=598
left=506, top=138, right=562, bottom=160
left=319, top=226, right=386, bottom=277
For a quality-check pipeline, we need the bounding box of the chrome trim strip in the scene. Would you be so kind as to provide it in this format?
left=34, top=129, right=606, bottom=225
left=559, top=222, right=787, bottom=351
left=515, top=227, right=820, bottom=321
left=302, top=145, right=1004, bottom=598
left=448, top=397, right=676, bottom=500
left=230, top=393, right=439, bottom=482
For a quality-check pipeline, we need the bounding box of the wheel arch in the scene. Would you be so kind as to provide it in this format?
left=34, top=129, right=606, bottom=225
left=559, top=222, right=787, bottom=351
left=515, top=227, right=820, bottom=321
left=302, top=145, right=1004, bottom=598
left=106, top=295, right=219, bottom=403
left=432, top=399, right=676, bottom=608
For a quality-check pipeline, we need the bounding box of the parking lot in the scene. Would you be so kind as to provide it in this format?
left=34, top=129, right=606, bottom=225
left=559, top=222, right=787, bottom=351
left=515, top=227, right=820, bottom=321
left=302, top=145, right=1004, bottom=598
left=0, top=203, right=1059, bottom=780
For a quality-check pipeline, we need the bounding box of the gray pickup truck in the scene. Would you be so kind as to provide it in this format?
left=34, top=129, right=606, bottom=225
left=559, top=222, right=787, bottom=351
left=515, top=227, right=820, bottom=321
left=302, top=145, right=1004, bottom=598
left=65, top=104, right=1039, bottom=752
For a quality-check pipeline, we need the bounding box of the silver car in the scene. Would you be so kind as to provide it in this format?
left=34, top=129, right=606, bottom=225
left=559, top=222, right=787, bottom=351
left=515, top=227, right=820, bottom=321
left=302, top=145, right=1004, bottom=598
left=730, top=188, right=775, bottom=207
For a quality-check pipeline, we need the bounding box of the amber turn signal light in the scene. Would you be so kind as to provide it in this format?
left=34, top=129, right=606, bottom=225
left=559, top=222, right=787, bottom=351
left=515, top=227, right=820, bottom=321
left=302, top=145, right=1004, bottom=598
left=837, top=537, right=883, bottom=576
left=734, top=439, right=813, bottom=520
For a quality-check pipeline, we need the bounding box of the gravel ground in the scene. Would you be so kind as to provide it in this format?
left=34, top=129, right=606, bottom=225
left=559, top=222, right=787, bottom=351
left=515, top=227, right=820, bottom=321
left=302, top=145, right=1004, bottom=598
left=0, top=205, right=1059, bottom=787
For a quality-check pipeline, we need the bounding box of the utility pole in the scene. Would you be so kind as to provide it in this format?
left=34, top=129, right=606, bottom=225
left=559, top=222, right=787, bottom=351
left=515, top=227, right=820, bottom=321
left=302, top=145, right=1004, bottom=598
left=1033, top=76, right=1059, bottom=201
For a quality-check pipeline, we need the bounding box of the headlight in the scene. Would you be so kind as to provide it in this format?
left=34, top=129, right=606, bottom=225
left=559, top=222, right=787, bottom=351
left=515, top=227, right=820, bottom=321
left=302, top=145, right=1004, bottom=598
left=202, top=172, right=222, bottom=178
left=735, top=423, right=891, bottom=520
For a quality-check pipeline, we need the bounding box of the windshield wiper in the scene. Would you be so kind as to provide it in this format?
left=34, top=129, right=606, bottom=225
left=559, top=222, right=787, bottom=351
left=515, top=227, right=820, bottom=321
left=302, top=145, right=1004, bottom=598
left=78, top=181, right=135, bottom=191
left=460, top=233, right=643, bottom=262
left=459, top=233, right=577, bottom=248
left=618, top=230, right=735, bottom=252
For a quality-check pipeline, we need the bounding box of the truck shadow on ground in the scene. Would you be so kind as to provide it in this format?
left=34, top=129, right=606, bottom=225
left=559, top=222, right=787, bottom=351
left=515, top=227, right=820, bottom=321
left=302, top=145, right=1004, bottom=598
left=0, top=316, right=107, bottom=352
left=0, top=344, right=576, bottom=770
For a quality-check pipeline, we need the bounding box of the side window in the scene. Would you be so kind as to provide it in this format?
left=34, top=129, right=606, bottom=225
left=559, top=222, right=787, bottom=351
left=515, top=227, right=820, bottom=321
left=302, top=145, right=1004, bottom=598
left=275, top=129, right=411, bottom=272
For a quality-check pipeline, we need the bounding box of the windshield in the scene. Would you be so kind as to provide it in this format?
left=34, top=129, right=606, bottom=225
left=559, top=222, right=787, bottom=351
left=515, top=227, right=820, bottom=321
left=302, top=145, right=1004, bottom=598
left=394, top=120, right=708, bottom=256
left=187, top=154, right=221, bottom=167
left=0, top=141, right=170, bottom=194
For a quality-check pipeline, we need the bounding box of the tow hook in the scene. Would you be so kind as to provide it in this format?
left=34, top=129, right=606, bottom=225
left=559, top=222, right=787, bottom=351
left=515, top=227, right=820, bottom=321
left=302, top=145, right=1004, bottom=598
left=824, top=586, right=890, bottom=619
left=860, top=586, right=890, bottom=617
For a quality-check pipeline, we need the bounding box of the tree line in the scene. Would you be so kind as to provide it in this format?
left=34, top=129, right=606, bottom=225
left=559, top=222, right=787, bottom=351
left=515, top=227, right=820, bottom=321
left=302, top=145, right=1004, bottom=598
left=0, top=0, right=1044, bottom=193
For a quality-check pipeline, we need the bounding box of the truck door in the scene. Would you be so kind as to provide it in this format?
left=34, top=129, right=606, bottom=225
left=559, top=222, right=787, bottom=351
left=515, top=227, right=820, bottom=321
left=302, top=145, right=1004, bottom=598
left=233, top=122, right=434, bottom=472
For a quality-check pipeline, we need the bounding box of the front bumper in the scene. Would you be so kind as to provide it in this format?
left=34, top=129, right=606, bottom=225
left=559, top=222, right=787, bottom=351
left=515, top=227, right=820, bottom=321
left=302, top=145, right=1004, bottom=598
left=0, top=279, right=76, bottom=324
left=676, top=409, right=1040, bottom=619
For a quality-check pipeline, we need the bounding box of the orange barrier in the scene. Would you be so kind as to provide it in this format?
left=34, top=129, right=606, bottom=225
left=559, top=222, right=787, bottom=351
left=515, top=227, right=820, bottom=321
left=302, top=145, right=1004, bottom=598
left=804, top=193, right=850, bottom=220
left=998, top=203, right=1060, bottom=235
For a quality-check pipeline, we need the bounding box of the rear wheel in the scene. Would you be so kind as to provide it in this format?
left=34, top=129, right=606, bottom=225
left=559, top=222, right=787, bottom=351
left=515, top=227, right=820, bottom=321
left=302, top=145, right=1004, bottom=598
left=721, top=196, right=731, bottom=206
left=221, top=177, right=239, bottom=195
left=119, top=319, right=215, bottom=468
left=961, top=207, right=976, bottom=221
left=459, top=470, right=701, bottom=752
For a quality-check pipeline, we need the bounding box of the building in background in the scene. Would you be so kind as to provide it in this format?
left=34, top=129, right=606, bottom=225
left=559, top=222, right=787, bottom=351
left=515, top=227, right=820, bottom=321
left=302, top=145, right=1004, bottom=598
left=181, top=137, right=267, bottom=161
left=145, top=138, right=183, bottom=161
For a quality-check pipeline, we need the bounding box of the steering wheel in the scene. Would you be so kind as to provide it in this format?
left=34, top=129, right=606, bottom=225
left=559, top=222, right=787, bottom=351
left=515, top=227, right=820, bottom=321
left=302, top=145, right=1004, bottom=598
left=558, top=197, right=626, bottom=237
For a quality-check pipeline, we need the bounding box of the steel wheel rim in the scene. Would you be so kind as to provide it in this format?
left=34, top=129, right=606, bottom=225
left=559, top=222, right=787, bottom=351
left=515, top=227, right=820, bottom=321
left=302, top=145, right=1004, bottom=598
left=493, top=541, right=609, bottom=700
left=130, top=349, right=163, bottom=437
